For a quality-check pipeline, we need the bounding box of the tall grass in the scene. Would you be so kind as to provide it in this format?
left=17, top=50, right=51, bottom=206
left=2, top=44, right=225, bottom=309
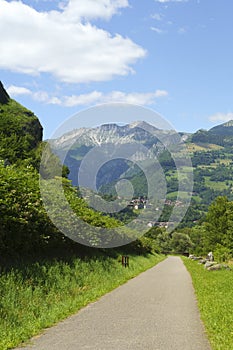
left=183, top=257, right=233, bottom=350
left=0, top=253, right=164, bottom=350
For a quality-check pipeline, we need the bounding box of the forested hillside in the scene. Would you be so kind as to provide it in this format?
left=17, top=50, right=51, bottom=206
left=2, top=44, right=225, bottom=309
left=0, top=82, right=42, bottom=165
left=98, top=124, right=233, bottom=228
left=1, top=79, right=233, bottom=260
left=0, top=82, right=157, bottom=258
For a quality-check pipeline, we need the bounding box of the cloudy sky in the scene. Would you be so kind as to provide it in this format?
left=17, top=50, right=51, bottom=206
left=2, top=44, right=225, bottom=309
left=1, top=0, right=233, bottom=138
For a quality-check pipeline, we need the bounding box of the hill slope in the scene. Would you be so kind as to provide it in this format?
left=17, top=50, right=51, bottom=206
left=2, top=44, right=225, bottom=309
left=209, top=120, right=233, bottom=135
left=191, top=121, right=233, bottom=146
left=0, top=81, right=43, bottom=163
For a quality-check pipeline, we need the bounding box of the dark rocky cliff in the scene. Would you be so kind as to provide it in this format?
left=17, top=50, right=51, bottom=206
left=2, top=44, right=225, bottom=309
left=0, top=81, right=10, bottom=104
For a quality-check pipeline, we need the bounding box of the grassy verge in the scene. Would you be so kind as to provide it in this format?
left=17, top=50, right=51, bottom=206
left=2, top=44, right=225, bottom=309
left=182, top=257, right=233, bottom=350
left=0, top=252, right=164, bottom=350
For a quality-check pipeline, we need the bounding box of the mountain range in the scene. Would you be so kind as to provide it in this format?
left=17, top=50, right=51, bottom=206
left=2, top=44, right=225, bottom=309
left=50, top=118, right=233, bottom=187
left=50, top=121, right=189, bottom=186
left=51, top=120, right=186, bottom=150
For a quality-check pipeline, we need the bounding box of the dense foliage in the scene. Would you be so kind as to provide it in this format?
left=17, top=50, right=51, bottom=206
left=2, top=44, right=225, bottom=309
left=135, top=194, right=233, bottom=260
left=0, top=162, right=51, bottom=253
left=1, top=162, right=156, bottom=255
left=0, top=99, right=42, bottom=163
left=154, top=196, right=233, bottom=260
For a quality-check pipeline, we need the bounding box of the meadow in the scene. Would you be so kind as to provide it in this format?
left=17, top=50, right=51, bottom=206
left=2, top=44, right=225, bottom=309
left=183, top=257, right=233, bottom=350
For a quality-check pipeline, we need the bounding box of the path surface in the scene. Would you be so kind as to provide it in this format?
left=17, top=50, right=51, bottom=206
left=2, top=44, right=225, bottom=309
left=16, top=256, right=211, bottom=350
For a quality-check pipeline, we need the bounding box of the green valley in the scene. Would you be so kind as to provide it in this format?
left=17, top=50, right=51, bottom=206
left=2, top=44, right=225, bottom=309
left=1, top=80, right=233, bottom=350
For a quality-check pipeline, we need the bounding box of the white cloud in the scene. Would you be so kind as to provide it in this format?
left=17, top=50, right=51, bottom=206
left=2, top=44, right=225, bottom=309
left=7, top=84, right=168, bottom=107
left=33, top=91, right=50, bottom=103
left=63, top=91, right=103, bottom=106
left=0, top=0, right=145, bottom=83
left=59, top=89, right=168, bottom=107
left=6, top=84, right=61, bottom=104
left=48, top=96, right=63, bottom=105
left=154, top=0, right=188, bottom=2
left=7, top=85, right=32, bottom=96
left=178, top=27, right=187, bottom=34
left=58, top=0, right=129, bottom=21
left=151, top=13, right=162, bottom=21
left=150, top=27, right=165, bottom=34
left=209, top=112, right=233, bottom=124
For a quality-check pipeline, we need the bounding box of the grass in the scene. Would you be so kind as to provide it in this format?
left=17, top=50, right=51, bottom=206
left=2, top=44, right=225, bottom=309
left=0, top=252, right=165, bottom=350
left=182, top=257, right=233, bottom=350
left=215, top=159, right=232, bottom=165
left=186, top=143, right=223, bottom=152
left=204, top=177, right=228, bottom=191
left=179, top=166, right=194, bottom=173
left=166, top=191, right=193, bottom=200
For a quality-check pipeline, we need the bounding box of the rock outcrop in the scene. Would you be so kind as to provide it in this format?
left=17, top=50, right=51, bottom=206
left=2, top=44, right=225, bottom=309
left=189, top=254, right=231, bottom=271
left=207, top=264, right=231, bottom=271
left=0, top=81, right=10, bottom=104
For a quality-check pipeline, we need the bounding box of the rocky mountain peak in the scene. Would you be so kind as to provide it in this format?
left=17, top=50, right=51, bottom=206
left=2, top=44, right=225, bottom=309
left=129, top=120, right=158, bottom=130
left=99, top=123, right=120, bottom=131
left=223, top=120, right=233, bottom=127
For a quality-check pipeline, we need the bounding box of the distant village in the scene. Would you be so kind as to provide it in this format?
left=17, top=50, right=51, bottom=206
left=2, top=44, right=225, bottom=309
left=127, top=197, right=184, bottom=210
left=127, top=196, right=148, bottom=210
left=127, top=196, right=185, bottom=229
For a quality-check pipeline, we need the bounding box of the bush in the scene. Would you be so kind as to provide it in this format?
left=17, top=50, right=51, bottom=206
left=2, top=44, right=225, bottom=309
left=213, top=244, right=232, bottom=262
left=170, top=232, right=194, bottom=254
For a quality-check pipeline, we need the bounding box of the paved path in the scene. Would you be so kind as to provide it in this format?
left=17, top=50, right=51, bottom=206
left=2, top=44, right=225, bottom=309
left=16, top=256, right=211, bottom=350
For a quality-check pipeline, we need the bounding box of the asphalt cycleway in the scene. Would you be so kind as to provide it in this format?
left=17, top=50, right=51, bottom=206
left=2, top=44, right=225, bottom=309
left=15, top=256, right=211, bottom=350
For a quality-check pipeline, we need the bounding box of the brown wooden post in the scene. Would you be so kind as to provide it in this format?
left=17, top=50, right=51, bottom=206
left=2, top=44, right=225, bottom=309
left=122, top=256, right=129, bottom=267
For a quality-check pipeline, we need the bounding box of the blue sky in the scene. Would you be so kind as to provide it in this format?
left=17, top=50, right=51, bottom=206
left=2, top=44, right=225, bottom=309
left=0, top=0, right=233, bottom=139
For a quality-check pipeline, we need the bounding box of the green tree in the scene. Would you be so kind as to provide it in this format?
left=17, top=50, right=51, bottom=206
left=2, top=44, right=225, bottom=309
left=225, top=201, right=233, bottom=252
left=186, top=225, right=206, bottom=255
left=155, top=230, right=172, bottom=253
left=170, top=232, right=194, bottom=254
left=0, top=161, right=54, bottom=253
left=203, top=196, right=229, bottom=251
